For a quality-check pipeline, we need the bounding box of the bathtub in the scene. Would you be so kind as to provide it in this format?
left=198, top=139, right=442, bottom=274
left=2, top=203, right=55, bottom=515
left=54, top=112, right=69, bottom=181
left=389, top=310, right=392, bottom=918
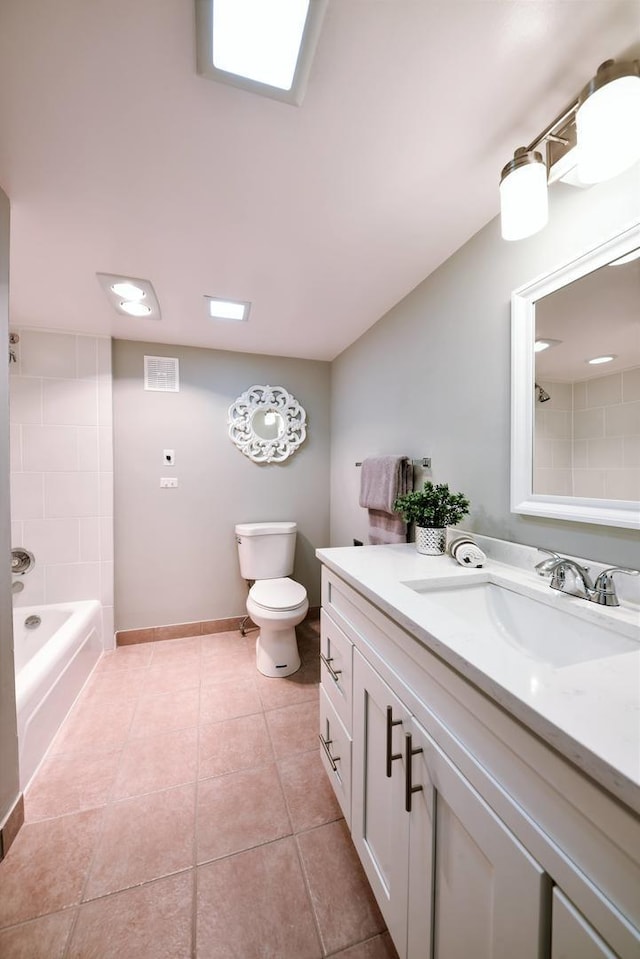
left=13, top=600, right=103, bottom=790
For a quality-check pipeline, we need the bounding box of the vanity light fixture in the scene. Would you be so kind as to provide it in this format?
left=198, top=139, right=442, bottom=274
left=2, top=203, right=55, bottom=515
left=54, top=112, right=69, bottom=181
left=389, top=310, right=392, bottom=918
left=206, top=296, right=251, bottom=322
left=534, top=338, right=562, bottom=352
left=500, top=59, right=640, bottom=241
left=96, top=273, right=161, bottom=320
left=587, top=354, right=617, bottom=365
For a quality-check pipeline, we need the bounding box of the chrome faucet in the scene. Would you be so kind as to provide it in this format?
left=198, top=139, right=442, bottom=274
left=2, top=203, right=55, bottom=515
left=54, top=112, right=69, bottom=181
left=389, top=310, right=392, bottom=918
left=544, top=556, right=639, bottom=607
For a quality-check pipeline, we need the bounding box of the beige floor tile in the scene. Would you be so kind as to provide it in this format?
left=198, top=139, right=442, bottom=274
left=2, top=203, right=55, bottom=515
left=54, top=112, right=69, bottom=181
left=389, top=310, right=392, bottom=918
left=140, top=660, right=201, bottom=697
left=199, top=676, right=261, bottom=724
left=199, top=712, right=274, bottom=779
left=200, top=643, right=256, bottom=686
left=0, top=908, right=76, bottom=959
left=331, top=932, right=400, bottom=959
left=256, top=659, right=320, bottom=711
left=196, top=838, right=322, bottom=959
left=297, top=820, right=385, bottom=955
left=68, top=872, right=193, bottom=959
left=130, top=687, right=200, bottom=738
left=277, top=748, right=341, bottom=833
left=0, top=810, right=103, bottom=927
left=266, top=698, right=320, bottom=759
left=94, top=644, right=154, bottom=671
left=49, top=698, right=137, bottom=757
left=84, top=784, right=195, bottom=899
left=24, top=749, right=121, bottom=822
left=111, top=726, right=198, bottom=799
left=149, top=636, right=202, bottom=666
left=79, top=666, right=148, bottom=704
left=197, top=765, right=291, bottom=863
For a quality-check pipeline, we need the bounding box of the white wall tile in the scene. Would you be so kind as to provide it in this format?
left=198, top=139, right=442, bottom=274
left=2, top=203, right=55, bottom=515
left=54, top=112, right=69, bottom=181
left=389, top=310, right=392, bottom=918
left=20, top=330, right=77, bottom=378
left=11, top=565, right=45, bottom=607
left=97, top=337, right=112, bottom=376
left=23, top=517, right=80, bottom=564
left=574, top=407, right=604, bottom=440
left=77, top=427, right=100, bottom=470
left=533, top=468, right=572, bottom=495
left=79, top=516, right=100, bottom=561
left=624, top=435, right=640, bottom=468
left=98, top=427, right=113, bottom=471
left=10, top=423, right=22, bottom=470
left=586, top=372, right=622, bottom=409
left=99, top=516, right=114, bottom=561
left=44, top=562, right=101, bottom=604
left=587, top=435, right=624, bottom=469
left=539, top=380, right=572, bottom=410
left=534, top=438, right=553, bottom=468
left=44, top=471, right=99, bottom=517
left=76, top=336, right=97, bottom=379
left=551, top=440, right=572, bottom=469
left=100, top=561, right=114, bottom=606
left=11, top=521, right=23, bottom=547
left=22, top=424, right=78, bottom=472
left=9, top=376, right=42, bottom=424
left=97, top=373, right=112, bottom=427
left=99, top=471, right=113, bottom=517
left=10, top=472, right=44, bottom=519
left=43, top=378, right=98, bottom=426
left=573, top=469, right=605, bottom=498
left=623, top=367, right=640, bottom=403
left=573, top=439, right=588, bottom=469
left=604, top=469, right=640, bottom=501
left=542, top=409, right=572, bottom=439
left=101, top=605, right=115, bottom=651
left=605, top=401, right=640, bottom=438
left=572, top=381, right=587, bottom=411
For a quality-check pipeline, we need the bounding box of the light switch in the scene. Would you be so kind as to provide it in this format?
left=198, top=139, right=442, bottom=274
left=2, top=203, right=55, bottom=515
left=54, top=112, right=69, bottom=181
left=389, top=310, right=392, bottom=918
left=160, top=477, right=178, bottom=488
left=163, top=449, right=175, bottom=465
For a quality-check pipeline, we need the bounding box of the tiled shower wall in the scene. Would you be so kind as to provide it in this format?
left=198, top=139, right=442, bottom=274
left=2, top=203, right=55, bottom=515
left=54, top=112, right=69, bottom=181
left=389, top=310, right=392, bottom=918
left=8, top=330, right=114, bottom=648
left=535, top=366, right=640, bottom=499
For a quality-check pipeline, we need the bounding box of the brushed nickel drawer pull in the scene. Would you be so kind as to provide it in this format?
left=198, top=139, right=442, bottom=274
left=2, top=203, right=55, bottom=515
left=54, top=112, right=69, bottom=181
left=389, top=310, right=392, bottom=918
left=386, top=706, right=402, bottom=778
left=319, top=732, right=340, bottom=772
left=320, top=651, right=342, bottom=683
left=405, top=732, right=423, bottom=812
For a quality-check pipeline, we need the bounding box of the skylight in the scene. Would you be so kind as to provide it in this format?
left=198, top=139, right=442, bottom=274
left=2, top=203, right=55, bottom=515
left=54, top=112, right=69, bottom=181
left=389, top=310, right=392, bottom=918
left=206, top=296, right=251, bottom=322
left=195, top=0, right=327, bottom=106
left=213, top=0, right=310, bottom=91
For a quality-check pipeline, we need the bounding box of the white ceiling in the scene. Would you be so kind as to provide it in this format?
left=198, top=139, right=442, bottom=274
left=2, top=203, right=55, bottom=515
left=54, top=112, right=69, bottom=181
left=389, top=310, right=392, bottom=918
left=0, top=1, right=638, bottom=361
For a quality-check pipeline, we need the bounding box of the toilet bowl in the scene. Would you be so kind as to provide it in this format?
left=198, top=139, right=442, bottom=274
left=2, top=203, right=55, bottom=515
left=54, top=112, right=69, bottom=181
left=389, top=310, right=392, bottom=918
left=235, top=521, right=308, bottom=678
left=246, top=578, right=309, bottom=677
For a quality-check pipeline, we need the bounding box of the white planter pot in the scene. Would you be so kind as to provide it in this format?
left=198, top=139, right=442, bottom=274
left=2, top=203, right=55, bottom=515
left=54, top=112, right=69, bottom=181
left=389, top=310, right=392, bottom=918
left=415, top=527, right=446, bottom=555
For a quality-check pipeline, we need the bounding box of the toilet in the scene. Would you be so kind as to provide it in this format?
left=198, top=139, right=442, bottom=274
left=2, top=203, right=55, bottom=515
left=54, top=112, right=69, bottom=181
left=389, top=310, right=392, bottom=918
left=235, top=522, right=309, bottom=677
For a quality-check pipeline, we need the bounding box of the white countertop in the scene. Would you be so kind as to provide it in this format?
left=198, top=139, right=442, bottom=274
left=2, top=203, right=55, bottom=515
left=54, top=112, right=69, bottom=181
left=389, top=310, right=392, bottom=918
left=316, top=542, right=640, bottom=812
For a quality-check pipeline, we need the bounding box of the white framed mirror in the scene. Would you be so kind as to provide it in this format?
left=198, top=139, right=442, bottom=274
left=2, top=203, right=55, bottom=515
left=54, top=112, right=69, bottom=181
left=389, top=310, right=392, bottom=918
left=228, top=385, right=307, bottom=463
left=511, top=220, right=640, bottom=530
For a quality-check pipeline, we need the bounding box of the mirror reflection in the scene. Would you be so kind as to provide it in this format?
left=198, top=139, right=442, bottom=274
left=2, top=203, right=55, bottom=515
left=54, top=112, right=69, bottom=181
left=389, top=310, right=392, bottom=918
left=251, top=409, right=284, bottom=441
left=533, top=249, right=640, bottom=501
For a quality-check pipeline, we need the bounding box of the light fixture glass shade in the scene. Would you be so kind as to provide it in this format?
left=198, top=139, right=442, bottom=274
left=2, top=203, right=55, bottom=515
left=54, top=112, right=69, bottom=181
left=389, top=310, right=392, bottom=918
left=577, top=66, right=640, bottom=183
left=120, top=301, right=152, bottom=317
left=500, top=153, right=548, bottom=241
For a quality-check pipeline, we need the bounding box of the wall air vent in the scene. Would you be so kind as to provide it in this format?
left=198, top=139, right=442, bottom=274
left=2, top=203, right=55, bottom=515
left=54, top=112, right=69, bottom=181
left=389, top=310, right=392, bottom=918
left=144, top=356, right=180, bottom=392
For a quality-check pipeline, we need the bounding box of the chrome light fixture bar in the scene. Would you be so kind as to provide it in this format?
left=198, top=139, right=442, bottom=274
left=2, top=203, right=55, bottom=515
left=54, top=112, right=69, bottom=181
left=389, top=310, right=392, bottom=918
left=96, top=273, right=161, bottom=319
left=500, top=59, right=640, bottom=242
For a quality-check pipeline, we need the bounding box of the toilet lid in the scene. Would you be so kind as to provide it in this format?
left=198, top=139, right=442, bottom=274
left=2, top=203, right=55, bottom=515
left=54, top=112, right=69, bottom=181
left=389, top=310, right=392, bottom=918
left=250, top=578, right=307, bottom=611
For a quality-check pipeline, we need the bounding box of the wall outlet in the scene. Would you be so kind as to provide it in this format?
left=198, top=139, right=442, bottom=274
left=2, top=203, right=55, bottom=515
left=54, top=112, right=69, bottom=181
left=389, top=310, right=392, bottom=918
left=160, top=477, right=178, bottom=488
left=163, top=449, right=175, bottom=465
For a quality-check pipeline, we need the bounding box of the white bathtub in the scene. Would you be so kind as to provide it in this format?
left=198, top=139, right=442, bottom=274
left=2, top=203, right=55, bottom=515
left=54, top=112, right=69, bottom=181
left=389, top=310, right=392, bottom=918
left=13, top=600, right=103, bottom=790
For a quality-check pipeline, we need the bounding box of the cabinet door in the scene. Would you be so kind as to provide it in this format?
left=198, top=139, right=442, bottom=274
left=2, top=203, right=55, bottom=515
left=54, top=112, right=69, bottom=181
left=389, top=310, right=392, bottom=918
left=408, top=716, right=548, bottom=959
left=551, top=889, right=618, bottom=959
left=352, top=649, right=411, bottom=958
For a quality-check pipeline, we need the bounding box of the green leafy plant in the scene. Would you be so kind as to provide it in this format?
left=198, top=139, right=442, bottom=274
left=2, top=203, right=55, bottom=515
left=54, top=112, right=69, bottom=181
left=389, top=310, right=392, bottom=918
left=393, top=481, right=470, bottom=529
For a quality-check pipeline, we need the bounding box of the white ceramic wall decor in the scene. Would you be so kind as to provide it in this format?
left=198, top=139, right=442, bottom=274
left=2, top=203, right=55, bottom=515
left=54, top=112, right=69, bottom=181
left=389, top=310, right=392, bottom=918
left=228, top=385, right=307, bottom=463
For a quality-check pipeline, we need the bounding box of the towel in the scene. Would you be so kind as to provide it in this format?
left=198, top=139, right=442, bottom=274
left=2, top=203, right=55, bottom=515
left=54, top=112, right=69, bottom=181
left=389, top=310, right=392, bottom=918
left=359, top=456, right=412, bottom=545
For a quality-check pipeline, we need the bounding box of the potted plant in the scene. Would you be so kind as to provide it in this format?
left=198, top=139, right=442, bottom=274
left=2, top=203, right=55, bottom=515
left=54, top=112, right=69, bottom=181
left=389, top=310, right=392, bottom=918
left=393, top=481, right=470, bottom=555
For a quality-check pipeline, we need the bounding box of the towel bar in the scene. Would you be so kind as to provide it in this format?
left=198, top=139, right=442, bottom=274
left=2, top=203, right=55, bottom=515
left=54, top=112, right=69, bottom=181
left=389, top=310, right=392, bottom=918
left=355, top=457, right=431, bottom=468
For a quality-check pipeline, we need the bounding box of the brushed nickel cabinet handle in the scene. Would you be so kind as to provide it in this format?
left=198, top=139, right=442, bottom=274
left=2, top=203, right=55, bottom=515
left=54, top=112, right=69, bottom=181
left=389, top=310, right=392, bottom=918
left=319, top=732, right=340, bottom=772
left=386, top=706, right=402, bottom=778
left=320, top=651, right=342, bottom=683
left=405, top=732, right=423, bottom=812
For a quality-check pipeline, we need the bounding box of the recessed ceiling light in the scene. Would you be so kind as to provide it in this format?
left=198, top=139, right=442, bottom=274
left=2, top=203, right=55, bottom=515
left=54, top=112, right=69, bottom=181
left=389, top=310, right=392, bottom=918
left=587, top=354, right=617, bottom=365
left=111, top=281, right=146, bottom=300
left=534, top=338, right=562, bottom=352
left=206, top=296, right=251, bottom=322
left=120, top=301, right=152, bottom=317
left=96, top=273, right=161, bottom=320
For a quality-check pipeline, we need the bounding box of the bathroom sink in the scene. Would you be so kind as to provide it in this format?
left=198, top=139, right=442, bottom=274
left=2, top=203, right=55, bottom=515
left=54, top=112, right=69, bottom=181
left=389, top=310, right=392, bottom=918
left=403, top=579, right=637, bottom=668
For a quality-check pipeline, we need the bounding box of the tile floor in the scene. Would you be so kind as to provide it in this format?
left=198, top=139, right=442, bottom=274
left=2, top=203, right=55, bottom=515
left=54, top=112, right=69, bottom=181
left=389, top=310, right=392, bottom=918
left=0, top=620, right=398, bottom=959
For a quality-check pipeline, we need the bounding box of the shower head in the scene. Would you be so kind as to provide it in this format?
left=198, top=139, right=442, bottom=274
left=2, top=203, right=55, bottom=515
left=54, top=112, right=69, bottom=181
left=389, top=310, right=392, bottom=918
left=535, top=383, right=551, bottom=403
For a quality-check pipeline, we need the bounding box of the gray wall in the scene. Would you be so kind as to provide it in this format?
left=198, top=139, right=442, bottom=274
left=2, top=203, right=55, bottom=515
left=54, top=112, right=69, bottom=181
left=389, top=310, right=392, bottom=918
left=330, top=167, right=640, bottom=568
left=0, top=187, right=20, bottom=830
left=113, top=341, right=331, bottom=630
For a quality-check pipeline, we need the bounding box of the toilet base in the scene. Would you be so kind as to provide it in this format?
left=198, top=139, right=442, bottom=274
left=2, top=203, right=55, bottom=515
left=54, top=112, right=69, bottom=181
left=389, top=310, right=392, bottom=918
left=256, top=626, right=301, bottom=678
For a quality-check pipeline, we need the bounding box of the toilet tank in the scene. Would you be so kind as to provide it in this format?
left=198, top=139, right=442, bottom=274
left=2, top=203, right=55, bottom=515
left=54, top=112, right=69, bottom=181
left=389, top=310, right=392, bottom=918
left=235, top=522, right=297, bottom=580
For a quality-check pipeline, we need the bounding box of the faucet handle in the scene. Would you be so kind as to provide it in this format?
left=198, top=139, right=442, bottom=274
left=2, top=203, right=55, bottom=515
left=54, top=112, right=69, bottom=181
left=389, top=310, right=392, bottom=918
left=534, top=548, right=563, bottom=575
left=591, top=567, right=640, bottom=607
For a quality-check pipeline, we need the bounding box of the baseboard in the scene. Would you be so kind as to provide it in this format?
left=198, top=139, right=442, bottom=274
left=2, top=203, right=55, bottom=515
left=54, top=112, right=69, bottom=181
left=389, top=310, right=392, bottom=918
left=116, top=607, right=320, bottom=646
left=0, top=793, right=24, bottom=861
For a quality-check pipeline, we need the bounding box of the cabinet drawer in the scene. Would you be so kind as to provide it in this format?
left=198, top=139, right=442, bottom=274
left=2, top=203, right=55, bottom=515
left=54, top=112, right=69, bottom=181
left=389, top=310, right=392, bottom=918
left=320, top=609, right=353, bottom=730
left=319, top=686, right=352, bottom=826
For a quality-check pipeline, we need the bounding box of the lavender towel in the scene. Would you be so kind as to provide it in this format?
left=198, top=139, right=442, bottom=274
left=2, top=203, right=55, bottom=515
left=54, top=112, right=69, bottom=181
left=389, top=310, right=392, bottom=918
left=359, top=456, right=412, bottom=545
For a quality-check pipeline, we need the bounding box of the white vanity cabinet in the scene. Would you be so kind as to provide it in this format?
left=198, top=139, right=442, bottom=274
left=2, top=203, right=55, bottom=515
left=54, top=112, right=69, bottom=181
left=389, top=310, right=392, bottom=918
left=319, top=565, right=640, bottom=959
